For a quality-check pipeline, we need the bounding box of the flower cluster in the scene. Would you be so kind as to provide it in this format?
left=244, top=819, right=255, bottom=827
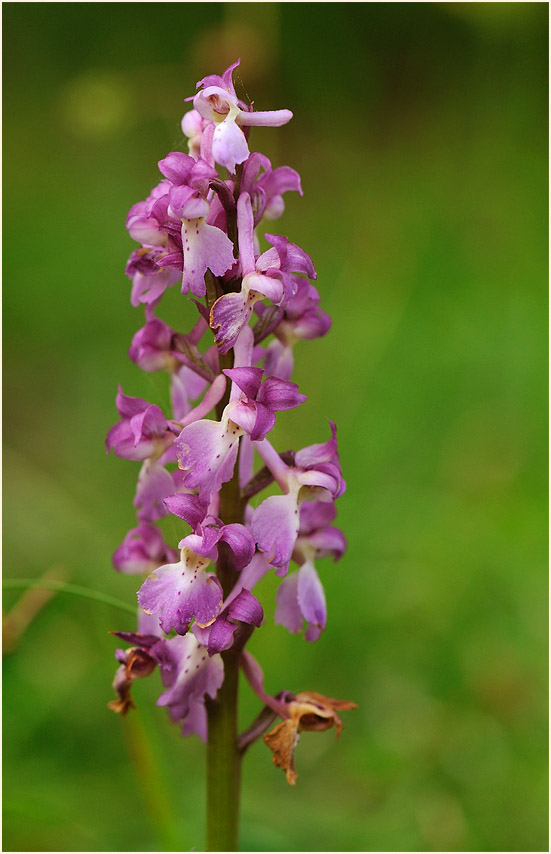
left=108, top=60, right=354, bottom=781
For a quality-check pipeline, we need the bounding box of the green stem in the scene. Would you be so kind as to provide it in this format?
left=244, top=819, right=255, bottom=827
left=205, top=647, right=241, bottom=851
left=2, top=578, right=137, bottom=616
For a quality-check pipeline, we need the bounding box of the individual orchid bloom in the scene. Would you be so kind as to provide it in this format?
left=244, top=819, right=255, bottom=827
left=274, top=500, right=346, bottom=642
left=240, top=152, right=302, bottom=224
left=133, top=459, right=176, bottom=522
left=126, top=246, right=181, bottom=308
left=191, top=60, right=293, bottom=173
left=112, top=522, right=179, bottom=575
left=146, top=152, right=235, bottom=298
left=210, top=193, right=316, bottom=353
left=154, top=632, right=224, bottom=742
left=105, top=389, right=179, bottom=462
left=222, top=366, right=307, bottom=442
left=109, top=621, right=224, bottom=742
left=138, top=519, right=255, bottom=634
left=250, top=424, right=345, bottom=574
left=129, top=316, right=178, bottom=372
left=163, top=190, right=236, bottom=298
left=137, top=537, right=223, bottom=636
left=126, top=179, right=174, bottom=247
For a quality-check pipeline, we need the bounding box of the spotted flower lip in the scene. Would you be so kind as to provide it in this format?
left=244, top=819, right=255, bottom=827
left=175, top=413, right=242, bottom=501
left=137, top=515, right=256, bottom=636
left=137, top=549, right=223, bottom=636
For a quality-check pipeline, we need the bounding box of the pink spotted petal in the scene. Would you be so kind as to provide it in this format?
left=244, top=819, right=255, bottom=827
left=181, top=220, right=235, bottom=297
left=138, top=558, right=223, bottom=635
left=175, top=418, right=240, bottom=501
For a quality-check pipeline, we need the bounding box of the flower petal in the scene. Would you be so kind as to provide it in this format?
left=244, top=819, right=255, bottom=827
left=223, top=366, right=263, bottom=399
left=154, top=633, right=224, bottom=726
left=210, top=291, right=257, bottom=354
left=181, top=219, right=235, bottom=297
left=138, top=558, right=223, bottom=635
left=274, top=571, right=302, bottom=634
left=134, top=460, right=175, bottom=521
left=212, top=115, right=250, bottom=173
left=256, top=376, right=307, bottom=412
left=219, top=523, right=256, bottom=571
left=250, top=492, right=300, bottom=574
left=175, top=418, right=241, bottom=500
left=163, top=493, right=208, bottom=530
left=226, top=588, right=263, bottom=627
left=297, top=561, right=326, bottom=642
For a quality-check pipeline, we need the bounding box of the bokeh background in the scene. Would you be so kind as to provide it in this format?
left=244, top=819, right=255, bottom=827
left=3, top=3, right=548, bottom=852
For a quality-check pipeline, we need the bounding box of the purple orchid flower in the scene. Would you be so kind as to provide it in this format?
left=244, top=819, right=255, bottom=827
left=154, top=632, right=224, bottom=741
left=249, top=423, right=345, bottom=574
left=113, top=523, right=179, bottom=575
left=275, top=500, right=346, bottom=641
left=126, top=247, right=181, bottom=309
left=105, top=389, right=178, bottom=462
left=223, top=366, right=307, bottom=442
left=210, top=192, right=316, bottom=353
left=128, top=316, right=178, bottom=372
left=110, top=618, right=224, bottom=742
left=240, top=152, right=302, bottom=225
left=138, top=518, right=255, bottom=635
left=191, top=60, right=293, bottom=173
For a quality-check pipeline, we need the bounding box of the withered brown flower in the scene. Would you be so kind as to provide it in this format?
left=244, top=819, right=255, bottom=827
left=263, top=691, right=357, bottom=784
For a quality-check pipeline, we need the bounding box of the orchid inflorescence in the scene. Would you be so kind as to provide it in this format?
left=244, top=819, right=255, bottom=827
left=107, top=59, right=355, bottom=785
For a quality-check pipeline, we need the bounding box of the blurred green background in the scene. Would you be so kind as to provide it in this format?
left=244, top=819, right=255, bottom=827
left=3, top=2, right=548, bottom=851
